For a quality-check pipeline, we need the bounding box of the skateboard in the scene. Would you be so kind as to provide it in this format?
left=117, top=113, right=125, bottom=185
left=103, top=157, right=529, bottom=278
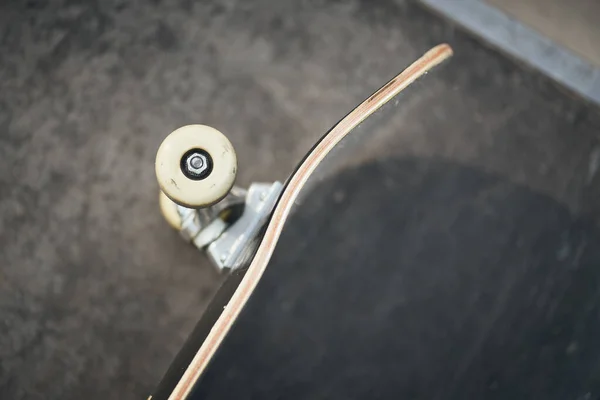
left=150, top=44, right=453, bottom=400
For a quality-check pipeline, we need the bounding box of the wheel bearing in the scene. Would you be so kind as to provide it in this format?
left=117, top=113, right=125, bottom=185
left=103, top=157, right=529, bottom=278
left=181, top=149, right=213, bottom=180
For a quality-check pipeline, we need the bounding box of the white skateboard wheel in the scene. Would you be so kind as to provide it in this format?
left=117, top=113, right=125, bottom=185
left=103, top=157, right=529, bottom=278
left=156, top=125, right=237, bottom=208
left=159, top=190, right=182, bottom=230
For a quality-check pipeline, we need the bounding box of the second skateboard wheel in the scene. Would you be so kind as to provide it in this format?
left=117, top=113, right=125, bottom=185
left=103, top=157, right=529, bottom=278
left=159, top=190, right=182, bottom=230
left=156, top=125, right=237, bottom=208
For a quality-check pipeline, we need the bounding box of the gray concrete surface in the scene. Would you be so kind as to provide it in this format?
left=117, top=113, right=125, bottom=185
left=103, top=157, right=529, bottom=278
left=487, top=0, right=600, bottom=67
left=1, top=0, right=600, bottom=399
left=421, top=0, right=600, bottom=106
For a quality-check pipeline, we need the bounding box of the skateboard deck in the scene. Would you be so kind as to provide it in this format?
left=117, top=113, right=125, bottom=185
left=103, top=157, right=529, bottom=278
left=150, top=44, right=453, bottom=400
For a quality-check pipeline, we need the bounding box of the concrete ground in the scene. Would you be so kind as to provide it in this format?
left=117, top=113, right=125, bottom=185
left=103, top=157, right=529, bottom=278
left=487, top=0, right=600, bottom=67
left=1, top=0, right=600, bottom=399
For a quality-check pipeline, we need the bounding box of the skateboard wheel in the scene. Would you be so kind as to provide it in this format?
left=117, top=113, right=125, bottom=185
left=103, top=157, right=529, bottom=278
left=155, top=125, right=237, bottom=208
left=159, top=190, right=182, bottom=230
